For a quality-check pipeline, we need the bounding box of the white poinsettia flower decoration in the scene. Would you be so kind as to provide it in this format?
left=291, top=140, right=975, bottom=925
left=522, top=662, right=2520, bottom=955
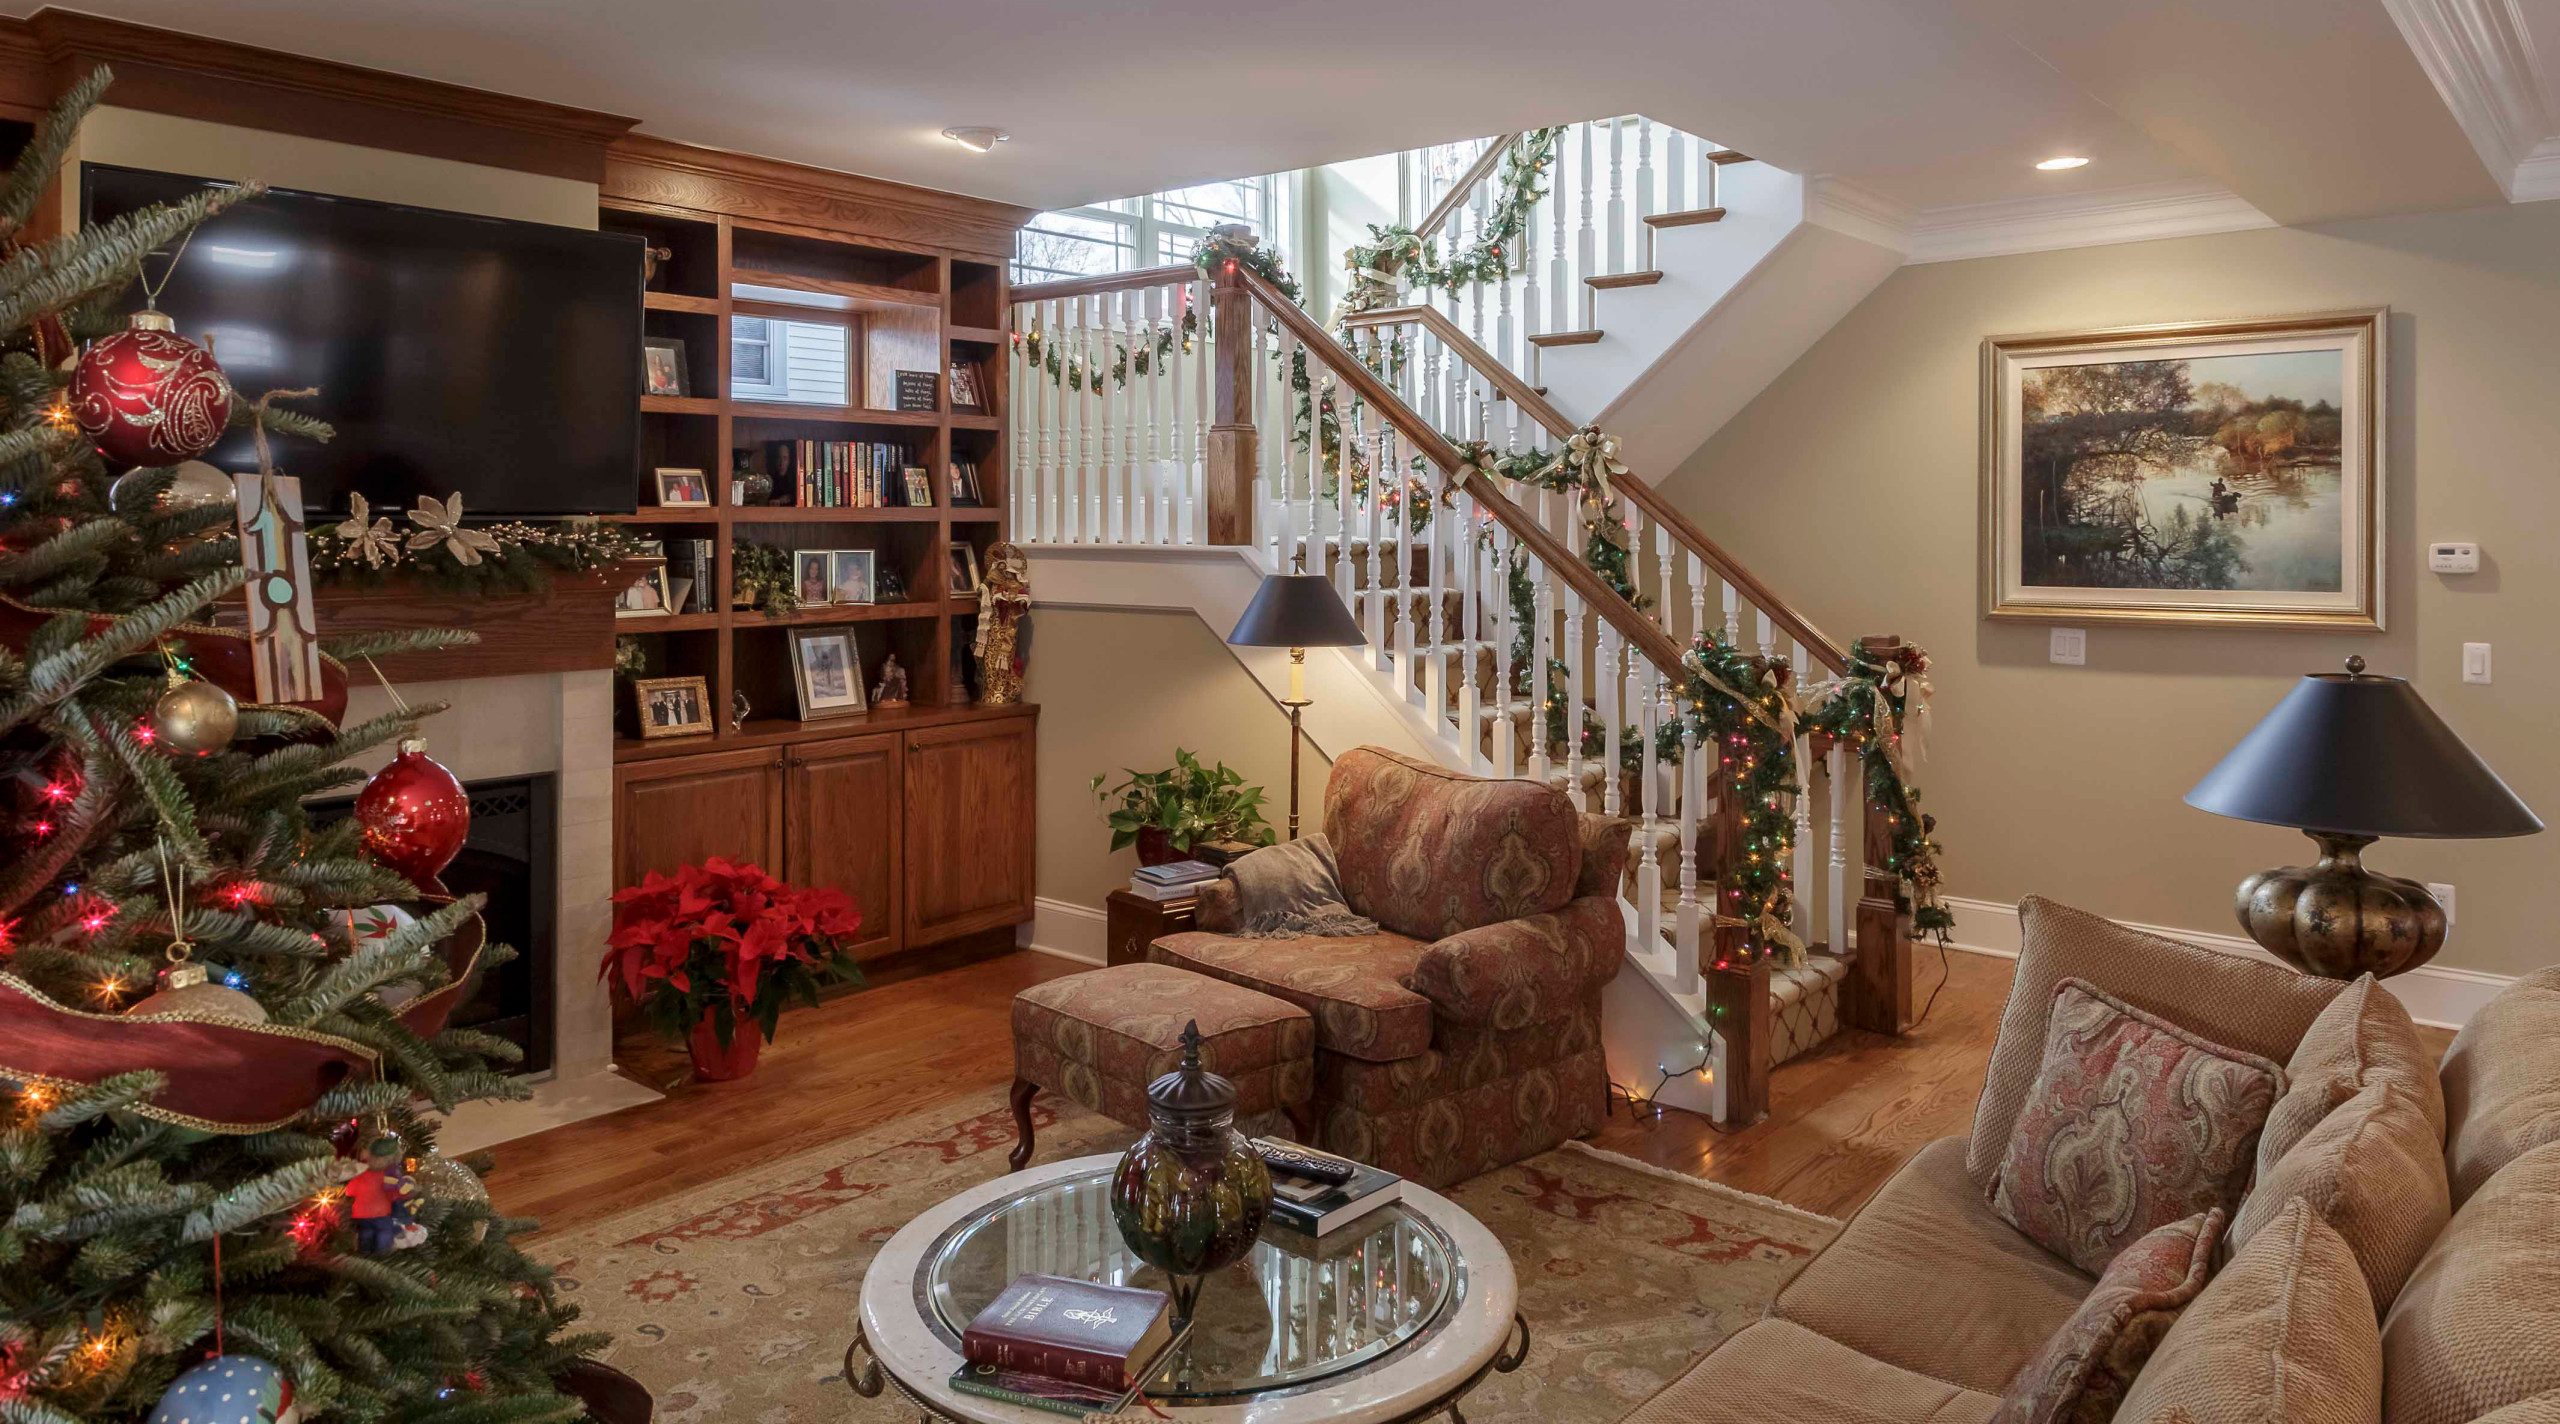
left=335, top=492, right=401, bottom=568
left=405, top=492, right=502, bottom=566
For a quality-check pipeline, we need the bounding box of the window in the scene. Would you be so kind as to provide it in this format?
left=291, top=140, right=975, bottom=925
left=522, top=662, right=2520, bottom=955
left=1013, top=174, right=1295, bottom=286
left=729, top=314, right=851, bottom=406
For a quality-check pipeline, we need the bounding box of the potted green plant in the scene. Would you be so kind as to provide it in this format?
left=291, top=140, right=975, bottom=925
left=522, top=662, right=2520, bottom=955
left=1091, top=749, right=1277, bottom=865
left=731, top=541, right=800, bottom=617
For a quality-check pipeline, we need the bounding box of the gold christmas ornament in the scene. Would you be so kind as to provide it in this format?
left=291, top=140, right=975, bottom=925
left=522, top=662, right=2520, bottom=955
left=128, top=952, right=267, bottom=1024
left=150, top=675, right=238, bottom=756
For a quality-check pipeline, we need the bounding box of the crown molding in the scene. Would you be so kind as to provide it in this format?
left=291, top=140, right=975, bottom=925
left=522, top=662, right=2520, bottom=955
left=604, top=133, right=1036, bottom=261
left=1808, top=176, right=2277, bottom=265
left=2380, top=0, right=2554, bottom=199
left=1804, top=175, right=1915, bottom=253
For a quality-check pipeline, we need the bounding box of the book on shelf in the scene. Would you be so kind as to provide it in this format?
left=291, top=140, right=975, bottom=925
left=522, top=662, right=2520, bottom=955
left=1133, top=860, right=1219, bottom=887
left=764, top=439, right=911, bottom=510
left=1254, top=1138, right=1404, bottom=1236
left=959, top=1275, right=1171, bottom=1391
left=667, top=537, right=715, bottom=613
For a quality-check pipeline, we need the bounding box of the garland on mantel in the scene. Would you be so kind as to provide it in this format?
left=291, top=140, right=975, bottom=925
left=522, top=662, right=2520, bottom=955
left=307, top=491, right=644, bottom=594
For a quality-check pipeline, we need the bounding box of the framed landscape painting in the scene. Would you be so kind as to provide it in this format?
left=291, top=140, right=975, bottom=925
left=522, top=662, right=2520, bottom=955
left=1982, top=308, right=2385, bottom=630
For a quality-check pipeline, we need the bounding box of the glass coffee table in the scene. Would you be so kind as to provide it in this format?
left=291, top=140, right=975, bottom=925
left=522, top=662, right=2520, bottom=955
left=850, top=1153, right=1526, bottom=1423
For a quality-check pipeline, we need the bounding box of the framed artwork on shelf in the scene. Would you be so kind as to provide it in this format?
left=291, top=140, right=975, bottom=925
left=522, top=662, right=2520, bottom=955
left=894, top=369, right=938, bottom=412
left=642, top=337, right=690, bottom=398
left=793, top=550, right=833, bottom=607
left=1982, top=307, right=2385, bottom=630
left=654, top=466, right=711, bottom=506
left=614, top=540, right=670, bottom=618
left=947, top=461, right=983, bottom=508
left=948, top=540, right=981, bottom=595
left=632, top=675, right=713, bottom=739
left=901, top=467, right=934, bottom=508
left=830, top=549, right=877, bottom=605
left=789, top=626, right=868, bottom=720
left=949, top=359, right=985, bottom=412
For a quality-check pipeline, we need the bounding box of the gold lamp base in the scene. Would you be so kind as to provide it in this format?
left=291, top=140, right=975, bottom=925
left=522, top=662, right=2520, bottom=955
left=2234, top=832, right=2446, bottom=980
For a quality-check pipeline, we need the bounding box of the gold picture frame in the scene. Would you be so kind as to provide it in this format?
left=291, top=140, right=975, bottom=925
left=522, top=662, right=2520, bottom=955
left=632, top=675, right=713, bottom=739
left=1981, top=307, right=2385, bottom=630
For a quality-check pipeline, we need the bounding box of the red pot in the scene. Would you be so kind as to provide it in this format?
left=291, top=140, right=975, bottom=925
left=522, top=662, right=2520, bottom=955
left=1135, top=828, right=1183, bottom=867
left=687, top=1015, right=764, bottom=1081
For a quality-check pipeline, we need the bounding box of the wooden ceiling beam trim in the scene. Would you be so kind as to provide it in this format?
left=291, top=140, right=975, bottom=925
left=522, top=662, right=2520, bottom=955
left=603, top=134, right=1036, bottom=261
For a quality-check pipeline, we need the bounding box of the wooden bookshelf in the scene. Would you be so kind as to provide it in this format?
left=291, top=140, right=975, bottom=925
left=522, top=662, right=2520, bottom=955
left=599, top=169, right=1023, bottom=761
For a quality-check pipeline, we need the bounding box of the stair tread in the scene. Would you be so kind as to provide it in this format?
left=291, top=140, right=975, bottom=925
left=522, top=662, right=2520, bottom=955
left=1644, top=207, right=1728, bottom=229
left=1586, top=270, right=1665, bottom=290
left=1526, top=329, right=1605, bottom=347
left=1708, top=149, right=1755, bottom=165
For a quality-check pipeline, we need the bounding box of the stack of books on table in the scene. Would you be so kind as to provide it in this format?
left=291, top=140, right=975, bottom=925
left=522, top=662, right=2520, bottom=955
left=1127, top=860, right=1219, bottom=901
left=1255, top=1137, right=1405, bottom=1236
left=951, top=1275, right=1185, bottom=1418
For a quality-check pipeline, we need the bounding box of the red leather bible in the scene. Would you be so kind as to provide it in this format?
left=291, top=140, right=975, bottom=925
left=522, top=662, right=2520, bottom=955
left=959, top=1275, right=1172, bottom=1389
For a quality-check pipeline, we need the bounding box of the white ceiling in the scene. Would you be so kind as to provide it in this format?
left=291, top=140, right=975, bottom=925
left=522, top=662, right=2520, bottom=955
left=36, top=0, right=2559, bottom=223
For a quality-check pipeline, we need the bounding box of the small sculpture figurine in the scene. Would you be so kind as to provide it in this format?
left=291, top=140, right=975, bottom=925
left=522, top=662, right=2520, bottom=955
left=347, top=1134, right=424, bottom=1253
left=870, top=654, right=911, bottom=710
left=972, top=540, right=1031, bottom=706
left=731, top=689, right=752, bottom=731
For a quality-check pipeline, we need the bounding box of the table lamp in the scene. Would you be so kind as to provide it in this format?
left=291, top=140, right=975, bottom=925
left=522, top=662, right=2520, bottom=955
left=2184, top=656, right=2540, bottom=979
left=1226, top=569, right=1364, bottom=840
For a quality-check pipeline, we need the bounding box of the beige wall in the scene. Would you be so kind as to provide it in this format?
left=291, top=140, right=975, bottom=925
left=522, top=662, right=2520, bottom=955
left=1662, top=202, right=2560, bottom=978
left=1028, top=607, right=1331, bottom=910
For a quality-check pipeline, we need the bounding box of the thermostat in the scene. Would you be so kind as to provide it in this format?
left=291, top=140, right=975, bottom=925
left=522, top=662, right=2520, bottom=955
left=2430, top=542, right=2481, bottom=574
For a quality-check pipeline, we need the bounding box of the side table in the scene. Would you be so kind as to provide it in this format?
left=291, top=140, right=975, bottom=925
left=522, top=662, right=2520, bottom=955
left=1105, top=889, right=1196, bottom=967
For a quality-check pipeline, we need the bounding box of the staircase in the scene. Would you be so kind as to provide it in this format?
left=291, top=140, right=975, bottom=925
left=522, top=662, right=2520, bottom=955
left=1006, top=120, right=1924, bottom=1126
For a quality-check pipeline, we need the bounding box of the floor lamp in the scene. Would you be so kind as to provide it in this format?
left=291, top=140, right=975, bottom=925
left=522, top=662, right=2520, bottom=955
left=1227, top=571, right=1366, bottom=840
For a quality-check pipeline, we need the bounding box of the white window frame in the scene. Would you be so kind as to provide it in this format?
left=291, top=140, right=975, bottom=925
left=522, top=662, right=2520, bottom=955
left=1014, top=173, right=1299, bottom=286
left=730, top=315, right=788, bottom=401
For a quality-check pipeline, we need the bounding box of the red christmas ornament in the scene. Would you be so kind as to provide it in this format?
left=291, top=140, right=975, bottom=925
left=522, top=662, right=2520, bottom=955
left=353, top=738, right=470, bottom=882
left=69, top=310, right=235, bottom=471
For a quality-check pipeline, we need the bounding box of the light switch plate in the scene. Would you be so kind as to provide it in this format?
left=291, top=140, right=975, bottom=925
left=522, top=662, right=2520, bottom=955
left=2430, top=542, right=2481, bottom=574
left=2463, top=642, right=2492, bottom=684
left=2427, top=882, right=2457, bottom=926
left=2049, top=628, right=2086, bottom=666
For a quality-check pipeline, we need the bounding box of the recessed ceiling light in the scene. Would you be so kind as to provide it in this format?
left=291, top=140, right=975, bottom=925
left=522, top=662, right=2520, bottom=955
left=942, top=127, right=1009, bottom=154
left=2036, top=155, right=2090, bottom=171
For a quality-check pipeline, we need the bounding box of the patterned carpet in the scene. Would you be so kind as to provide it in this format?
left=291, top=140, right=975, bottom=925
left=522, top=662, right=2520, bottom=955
left=536, top=1088, right=1839, bottom=1424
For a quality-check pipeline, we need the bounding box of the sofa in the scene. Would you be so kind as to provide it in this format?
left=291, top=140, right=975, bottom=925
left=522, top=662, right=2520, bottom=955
left=1626, top=895, right=2560, bottom=1424
left=1149, top=746, right=1628, bottom=1190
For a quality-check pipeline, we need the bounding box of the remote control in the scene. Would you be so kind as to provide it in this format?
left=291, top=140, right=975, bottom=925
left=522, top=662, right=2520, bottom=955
left=1254, top=1140, right=1354, bottom=1184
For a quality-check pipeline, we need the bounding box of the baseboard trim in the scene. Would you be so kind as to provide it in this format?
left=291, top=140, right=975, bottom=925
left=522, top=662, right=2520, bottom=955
left=1027, top=896, right=1107, bottom=966
left=1939, top=895, right=2507, bottom=1029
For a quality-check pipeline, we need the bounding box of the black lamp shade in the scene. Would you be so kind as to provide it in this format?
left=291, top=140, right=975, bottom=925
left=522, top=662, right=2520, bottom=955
left=1227, top=573, right=1366, bottom=649
left=2185, top=671, right=2541, bottom=839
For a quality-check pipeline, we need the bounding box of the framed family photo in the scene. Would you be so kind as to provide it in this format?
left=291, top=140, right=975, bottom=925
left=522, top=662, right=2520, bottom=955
left=632, top=675, right=713, bottom=739
left=948, top=540, right=981, bottom=595
left=654, top=466, right=711, bottom=506
left=642, top=337, right=690, bottom=398
left=789, top=626, right=867, bottom=720
left=1981, top=307, right=2385, bottom=630
left=794, top=550, right=833, bottom=607
left=829, top=549, right=876, bottom=605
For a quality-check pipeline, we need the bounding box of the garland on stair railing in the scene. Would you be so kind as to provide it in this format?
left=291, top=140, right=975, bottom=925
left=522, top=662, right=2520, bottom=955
left=1013, top=309, right=1197, bottom=393
left=1340, top=126, right=1567, bottom=315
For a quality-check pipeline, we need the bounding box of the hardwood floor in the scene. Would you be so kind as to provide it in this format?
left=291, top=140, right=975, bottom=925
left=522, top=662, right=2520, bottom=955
left=486, top=945, right=2454, bottom=1237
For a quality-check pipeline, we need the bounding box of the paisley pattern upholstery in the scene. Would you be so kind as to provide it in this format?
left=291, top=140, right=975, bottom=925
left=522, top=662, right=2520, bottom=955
left=1991, top=1209, right=2225, bottom=1424
left=1576, top=813, right=1633, bottom=898
left=1149, top=930, right=1435, bottom=1063
left=1408, top=895, right=1623, bottom=1030
left=1322, top=746, right=1582, bottom=941
left=1315, top=998, right=1602, bottom=1113
left=1319, top=1042, right=1609, bottom=1189
left=1990, top=977, right=2283, bottom=1275
left=1011, top=963, right=1313, bottom=1127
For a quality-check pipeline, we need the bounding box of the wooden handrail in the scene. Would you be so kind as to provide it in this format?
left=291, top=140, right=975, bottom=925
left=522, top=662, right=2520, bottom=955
left=1233, top=266, right=1689, bottom=681
left=1344, top=304, right=1848, bottom=675
left=1416, top=133, right=1521, bottom=243
left=1010, top=263, right=1198, bottom=305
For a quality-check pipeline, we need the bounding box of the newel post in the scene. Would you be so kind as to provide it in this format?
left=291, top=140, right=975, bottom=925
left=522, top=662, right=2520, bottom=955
left=1203, top=223, right=1258, bottom=547
left=1842, top=633, right=1916, bottom=1035
left=1705, top=752, right=1771, bottom=1126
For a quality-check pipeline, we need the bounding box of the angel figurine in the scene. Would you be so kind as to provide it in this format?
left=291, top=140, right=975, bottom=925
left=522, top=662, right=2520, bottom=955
left=971, top=541, right=1031, bottom=706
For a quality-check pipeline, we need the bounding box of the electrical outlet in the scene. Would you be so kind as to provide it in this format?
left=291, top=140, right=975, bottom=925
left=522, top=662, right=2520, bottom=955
left=2427, top=882, right=2457, bottom=926
left=2463, top=643, right=2492, bottom=684
left=2049, top=628, right=2086, bottom=666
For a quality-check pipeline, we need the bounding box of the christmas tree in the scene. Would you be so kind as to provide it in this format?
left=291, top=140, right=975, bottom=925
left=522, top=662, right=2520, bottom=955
left=0, top=72, right=603, bottom=1422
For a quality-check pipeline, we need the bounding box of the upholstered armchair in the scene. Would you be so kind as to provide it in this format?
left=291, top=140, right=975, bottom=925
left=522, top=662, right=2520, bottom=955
left=1151, top=746, right=1628, bottom=1188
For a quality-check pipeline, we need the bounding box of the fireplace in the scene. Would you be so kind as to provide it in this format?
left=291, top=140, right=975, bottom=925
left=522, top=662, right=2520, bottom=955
left=312, top=773, right=557, bottom=1074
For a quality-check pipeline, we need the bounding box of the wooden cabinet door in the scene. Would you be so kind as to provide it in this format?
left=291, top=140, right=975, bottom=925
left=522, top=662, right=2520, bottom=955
left=783, top=733, right=901, bottom=962
left=901, top=717, right=1035, bottom=945
left=614, top=747, right=785, bottom=888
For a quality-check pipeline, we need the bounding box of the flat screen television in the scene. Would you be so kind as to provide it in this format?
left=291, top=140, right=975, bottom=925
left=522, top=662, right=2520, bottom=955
left=82, top=164, right=643, bottom=518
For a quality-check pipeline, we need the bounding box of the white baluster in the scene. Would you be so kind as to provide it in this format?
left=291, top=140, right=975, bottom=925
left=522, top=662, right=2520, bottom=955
left=1549, top=131, right=1571, bottom=345
left=1827, top=734, right=1850, bottom=955
left=1144, top=286, right=1165, bottom=543
left=1652, top=519, right=1675, bottom=630
left=1112, top=292, right=1134, bottom=542
left=1028, top=300, right=1050, bottom=542
left=1791, top=638, right=1816, bottom=949
left=1358, top=380, right=1386, bottom=669
left=1606, top=116, right=1627, bottom=277
left=1530, top=544, right=1555, bottom=787
left=1576, top=121, right=1597, bottom=328
left=1638, top=671, right=1662, bottom=958
left=1491, top=525, right=1515, bottom=776
left=1635, top=118, right=1656, bottom=270
left=1070, top=294, right=1092, bottom=542
left=1675, top=717, right=1703, bottom=997
left=1721, top=579, right=1740, bottom=645
left=1665, top=124, right=1687, bottom=214
left=1563, top=580, right=1588, bottom=811
left=1190, top=280, right=1210, bottom=544
left=1600, top=629, right=1624, bottom=816
left=1687, top=552, right=1708, bottom=651
left=1756, top=609, right=1775, bottom=663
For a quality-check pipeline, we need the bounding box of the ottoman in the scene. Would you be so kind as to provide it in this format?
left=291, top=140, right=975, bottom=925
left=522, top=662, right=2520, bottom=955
left=1009, top=962, right=1316, bottom=1170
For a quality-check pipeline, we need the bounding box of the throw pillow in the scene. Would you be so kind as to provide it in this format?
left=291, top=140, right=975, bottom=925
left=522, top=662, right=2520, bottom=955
left=1991, top=977, right=2284, bottom=1274
left=2229, top=1076, right=2450, bottom=1315
left=2260, top=973, right=2445, bottom=1176
left=1993, top=1208, right=2225, bottom=1424
left=2439, top=964, right=2560, bottom=1206
left=2380, top=1140, right=2560, bottom=1424
left=2115, top=1197, right=2382, bottom=1424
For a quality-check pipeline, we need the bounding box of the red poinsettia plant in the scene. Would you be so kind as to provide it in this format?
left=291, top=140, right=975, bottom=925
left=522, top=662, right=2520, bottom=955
left=602, top=858, right=864, bottom=1051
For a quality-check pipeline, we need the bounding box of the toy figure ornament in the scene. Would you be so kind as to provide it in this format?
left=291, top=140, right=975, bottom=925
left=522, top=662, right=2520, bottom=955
left=973, top=541, right=1030, bottom=706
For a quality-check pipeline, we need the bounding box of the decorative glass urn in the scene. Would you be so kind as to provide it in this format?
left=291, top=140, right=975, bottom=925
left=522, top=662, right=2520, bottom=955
left=1108, top=1021, right=1274, bottom=1323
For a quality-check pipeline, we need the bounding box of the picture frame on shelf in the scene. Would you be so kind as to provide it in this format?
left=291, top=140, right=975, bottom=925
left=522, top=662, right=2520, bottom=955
left=614, top=541, right=671, bottom=618
left=894, top=369, right=939, bottom=412
left=654, top=466, right=711, bottom=507
left=642, top=337, right=690, bottom=398
left=830, top=549, right=877, bottom=605
left=789, top=626, right=868, bottom=720
left=949, top=359, right=985, bottom=412
left=793, top=549, right=833, bottom=607
left=632, top=675, right=714, bottom=739
left=901, top=467, right=934, bottom=508
left=948, top=540, right=981, bottom=595
left=947, top=461, right=983, bottom=508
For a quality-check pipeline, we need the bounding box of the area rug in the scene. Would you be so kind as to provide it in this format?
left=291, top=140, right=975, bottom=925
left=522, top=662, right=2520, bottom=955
left=538, top=1088, right=1839, bottom=1424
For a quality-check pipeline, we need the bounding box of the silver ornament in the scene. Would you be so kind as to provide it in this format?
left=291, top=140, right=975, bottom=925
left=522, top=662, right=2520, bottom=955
left=413, top=1150, right=489, bottom=1242
left=151, top=678, right=238, bottom=756
left=110, top=459, right=234, bottom=518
